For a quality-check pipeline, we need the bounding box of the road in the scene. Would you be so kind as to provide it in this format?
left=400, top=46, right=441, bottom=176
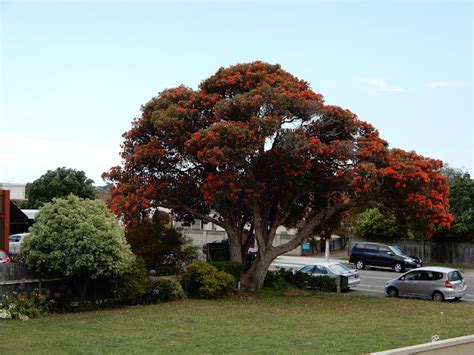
left=351, top=268, right=474, bottom=304
left=271, top=255, right=474, bottom=304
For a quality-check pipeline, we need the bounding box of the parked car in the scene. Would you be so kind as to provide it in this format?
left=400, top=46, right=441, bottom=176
left=9, top=233, right=29, bottom=255
left=349, top=242, right=422, bottom=272
left=296, top=261, right=361, bottom=289
left=385, top=267, right=467, bottom=301
left=0, top=249, right=11, bottom=263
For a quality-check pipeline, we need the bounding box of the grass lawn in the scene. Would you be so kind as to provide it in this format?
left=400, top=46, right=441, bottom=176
left=1, top=291, right=473, bottom=354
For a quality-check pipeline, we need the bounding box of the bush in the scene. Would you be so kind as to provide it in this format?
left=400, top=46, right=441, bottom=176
left=211, top=261, right=244, bottom=281
left=107, top=257, right=149, bottom=304
left=145, top=278, right=184, bottom=303
left=182, top=261, right=235, bottom=299
left=0, top=290, right=48, bottom=320
left=264, top=269, right=336, bottom=292
left=22, top=195, right=134, bottom=300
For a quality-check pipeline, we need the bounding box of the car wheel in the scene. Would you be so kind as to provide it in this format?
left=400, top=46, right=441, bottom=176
left=394, top=263, right=404, bottom=273
left=387, top=287, right=399, bottom=298
left=432, top=292, right=444, bottom=302
left=355, top=260, right=365, bottom=270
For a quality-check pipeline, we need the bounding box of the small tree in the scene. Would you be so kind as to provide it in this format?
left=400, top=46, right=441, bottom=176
left=124, top=212, right=197, bottom=269
left=22, top=195, right=134, bottom=300
left=354, top=208, right=404, bottom=242
left=26, top=167, right=97, bottom=208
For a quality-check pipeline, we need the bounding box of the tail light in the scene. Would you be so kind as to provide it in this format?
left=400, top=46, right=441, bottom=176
left=444, top=280, right=453, bottom=288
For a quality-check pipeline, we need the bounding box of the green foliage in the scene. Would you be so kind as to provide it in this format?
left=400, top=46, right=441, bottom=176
left=154, top=265, right=183, bottom=276
left=22, top=195, right=134, bottom=282
left=183, top=261, right=235, bottom=299
left=146, top=278, right=184, bottom=303
left=210, top=261, right=244, bottom=281
left=434, top=167, right=474, bottom=242
left=26, top=167, right=97, bottom=208
left=354, top=208, right=404, bottom=241
left=108, top=257, right=149, bottom=304
left=264, top=269, right=337, bottom=292
left=125, top=212, right=198, bottom=269
left=0, top=291, right=49, bottom=320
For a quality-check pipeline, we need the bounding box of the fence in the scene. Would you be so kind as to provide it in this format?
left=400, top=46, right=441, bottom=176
left=0, top=262, right=66, bottom=295
left=350, top=239, right=474, bottom=265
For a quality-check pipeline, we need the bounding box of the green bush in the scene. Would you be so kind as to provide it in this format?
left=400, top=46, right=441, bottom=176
left=107, top=257, right=149, bottom=304
left=211, top=261, right=244, bottom=281
left=183, top=261, right=235, bottom=299
left=146, top=278, right=184, bottom=303
left=0, top=291, right=49, bottom=320
left=264, top=269, right=336, bottom=292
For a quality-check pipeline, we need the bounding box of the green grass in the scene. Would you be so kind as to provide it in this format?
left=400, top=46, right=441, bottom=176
left=1, top=292, right=473, bottom=354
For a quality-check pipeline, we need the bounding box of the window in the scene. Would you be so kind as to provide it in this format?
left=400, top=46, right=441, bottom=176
left=9, top=235, right=21, bottom=242
left=329, top=263, right=351, bottom=274
left=299, top=265, right=315, bottom=273
left=405, top=271, right=421, bottom=281
left=313, top=265, right=328, bottom=274
left=365, top=244, right=378, bottom=251
left=378, top=246, right=391, bottom=254
left=449, top=271, right=463, bottom=281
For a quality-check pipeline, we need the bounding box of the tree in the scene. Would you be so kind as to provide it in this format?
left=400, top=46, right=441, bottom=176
left=433, top=167, right=474, bottom=241
left=354, top=208, right=404, bottom=242
left=26, top=167, right=97, bottom=208
left=103, top=61, right=452, bottom=289
left=22, top=195, right=134, bottom=299
left=124, top=212, right=198, bottom=269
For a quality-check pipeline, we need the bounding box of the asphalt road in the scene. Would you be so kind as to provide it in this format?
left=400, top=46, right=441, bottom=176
left=350, top=267, right=474, bottom=304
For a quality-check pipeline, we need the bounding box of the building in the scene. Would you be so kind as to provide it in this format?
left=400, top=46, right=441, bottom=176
left=0, top=183, right=27, bottom=201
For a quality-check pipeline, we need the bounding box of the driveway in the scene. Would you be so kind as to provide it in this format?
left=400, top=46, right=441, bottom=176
left=271, top=255, right=474, bottom=304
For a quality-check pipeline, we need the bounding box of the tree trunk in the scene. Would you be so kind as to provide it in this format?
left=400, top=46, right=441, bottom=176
left=246, top=252, right=274, bottom=290
left=227, top=229, right=243, bottom=263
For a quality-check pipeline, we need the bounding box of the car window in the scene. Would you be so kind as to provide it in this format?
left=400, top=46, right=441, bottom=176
left=390, top=245, right=407, bottom=256
left=419, top=271, right=434, bottom=281
left=449, top=271, right=463, bottom=281
left=405, top=271, right=421, bottom=281
left=328, top=263, right=350, bottom=274
left=299, top=265, right=315, bottom=273
left=378, top=246, right=391, bottom=254
left=432, top=272, right=444, bottom=280
left=9, top=235, right=20, bottom=242
left=365, top=244, right=378, bottom=251
left=313, top=265, right=328, bottom=274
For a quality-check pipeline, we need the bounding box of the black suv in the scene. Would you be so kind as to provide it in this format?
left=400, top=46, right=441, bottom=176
left=349, top=242, right=422, bottom=272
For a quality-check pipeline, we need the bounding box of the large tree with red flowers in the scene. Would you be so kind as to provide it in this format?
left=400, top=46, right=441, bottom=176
left=104, top=62, right=452, bottom=289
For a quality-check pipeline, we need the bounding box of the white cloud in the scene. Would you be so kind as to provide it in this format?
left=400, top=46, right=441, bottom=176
left=0, top=132, right=122, bottom=185
left=367, top=78, right=405, bottom=95
left=424, top=81, right=471, bottom=89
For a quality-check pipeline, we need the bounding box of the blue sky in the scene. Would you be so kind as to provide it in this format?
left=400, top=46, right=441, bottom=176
left=1, top=0, right=472, bottom=185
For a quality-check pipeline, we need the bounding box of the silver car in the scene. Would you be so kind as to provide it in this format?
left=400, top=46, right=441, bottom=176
left=296, top=261, right=361, bottom=289
left=385, top=267, right=467, bottom=301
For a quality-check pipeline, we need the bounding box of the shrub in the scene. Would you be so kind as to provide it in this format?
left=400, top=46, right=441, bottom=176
left=0, top=290, right=48, bottom=320
left=22, top=195, right=134, bottom=300
left=146, top=278, right=184, bottom=303
left=183, top=261, right=235, bottom=299
left=107, top=257, right=149, bottom=304
left=154, top=265, right=183, bottom=276
left=264, top=269, right=337, bottom=292
left=211, top=261, right=244, bottom=281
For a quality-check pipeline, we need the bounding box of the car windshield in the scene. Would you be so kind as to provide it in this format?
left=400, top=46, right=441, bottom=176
left=449, top=271, right=463, bottom=281
left=329, top=263, right=351, bottom=274
left=390, top=245, right=407, bottom=256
